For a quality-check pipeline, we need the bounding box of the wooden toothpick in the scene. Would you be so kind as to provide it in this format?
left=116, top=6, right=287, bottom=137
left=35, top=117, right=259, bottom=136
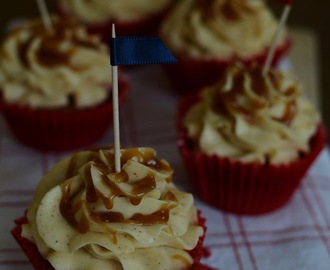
left=263, top=5, right=291, bottom=75
left=36, top=0, right=53, bottom=31
left=111, top=24, right=121, bottom=173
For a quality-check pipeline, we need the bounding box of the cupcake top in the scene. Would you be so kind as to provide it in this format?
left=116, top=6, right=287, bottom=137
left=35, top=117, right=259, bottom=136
left=58, top=0, right=172, bottom=24
left=22, top=147, right=203, bottom=270
left=161, top=0, right=287, bottom=60
left=0, top=17, right=112, bottom=109
left=184, top=63, right=320, bottom=164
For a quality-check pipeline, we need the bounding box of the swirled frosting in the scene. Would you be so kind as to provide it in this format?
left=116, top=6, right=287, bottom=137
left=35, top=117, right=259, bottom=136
left=161, top=0, right=287, bottom=59
left=59, top=0, right=172, bottom=24
left=0, top=17, right=112, bottom=108
left=184, top=63, right=320, bottom=164
left=22, top=147, right=203, bottom=270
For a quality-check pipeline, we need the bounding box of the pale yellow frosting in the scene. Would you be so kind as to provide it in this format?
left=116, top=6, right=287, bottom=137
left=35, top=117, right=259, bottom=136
left=0, top=17, right=112, bottom=109
left=22, top=147, right=203, bottom=270
left=161, top=0, right=287, bottom=60
left=184, top=64, right=320, bottom=164
left=59, top=0, right=172, bottom=24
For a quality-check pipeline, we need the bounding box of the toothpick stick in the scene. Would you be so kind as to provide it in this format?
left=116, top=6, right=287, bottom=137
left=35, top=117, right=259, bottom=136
left=263, top=4, right=291, bottom=75
left=36, top=0, right=53, bottom=31
left=111, top=24, right=121, bottom=173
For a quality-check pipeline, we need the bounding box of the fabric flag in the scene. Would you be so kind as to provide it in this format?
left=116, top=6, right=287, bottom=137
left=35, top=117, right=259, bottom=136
left=272, top=0, right=294, bottom=5
left=110, top=36, right=177, bottom=66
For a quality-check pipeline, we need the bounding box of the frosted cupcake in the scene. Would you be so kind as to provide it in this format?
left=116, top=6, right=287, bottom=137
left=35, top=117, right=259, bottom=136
left=57, top=0, right=175, bottom=41
left=160, top=0, right=292, bottom=93
left=12, top=146, right=208, bottom=269
left=177, top=63, right=327, bottom=214
left=0, top=17, right=129, bottom=151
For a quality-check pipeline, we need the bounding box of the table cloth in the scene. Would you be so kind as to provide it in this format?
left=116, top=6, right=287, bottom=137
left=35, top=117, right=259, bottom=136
left=0, top=65, right=329, bottom=270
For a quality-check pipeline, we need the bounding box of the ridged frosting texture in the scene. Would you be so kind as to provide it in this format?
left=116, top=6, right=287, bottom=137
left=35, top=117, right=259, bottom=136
left=59, top=0, right=171, bottom=24
left=22, top=147, right=203, bottom=270
left=184, top=64, right=320, bottom=164
left=0, top=17, right=112, bottom=109
left=161, top=0, right=286, bottom=59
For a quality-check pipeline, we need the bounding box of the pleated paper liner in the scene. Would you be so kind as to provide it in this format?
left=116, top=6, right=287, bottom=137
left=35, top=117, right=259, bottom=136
left=11, top=211, right=211, bottom=270
left=177, top=92, right=327, bottom=215
left=0, top=75, right=130, bottom=152
left=162, top=36, right=292, bottom=95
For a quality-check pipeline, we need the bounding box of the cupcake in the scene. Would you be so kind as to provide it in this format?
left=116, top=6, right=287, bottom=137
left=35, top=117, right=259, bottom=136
left=12, top=146, right=208, bottom=269
left=177, top=63, right=327, bottom=215
left=0, top=17, right=129, bottom=152
left=160, top=0, right=292, bottom=94
left=56, top=0, right=175, bottom=41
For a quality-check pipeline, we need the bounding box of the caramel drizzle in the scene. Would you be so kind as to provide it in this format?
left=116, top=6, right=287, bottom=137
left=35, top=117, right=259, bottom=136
left=172, top=254, right=192, bottom=268
left=16, top=18, right=99, bottom=69
left=198, top=0, right=255, bottom=21
left=59, top=148, right=176, bottom=234
left=212, top=65, right=297, bottom=125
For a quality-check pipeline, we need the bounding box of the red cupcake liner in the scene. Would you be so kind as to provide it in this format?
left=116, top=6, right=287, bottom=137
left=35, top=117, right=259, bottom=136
left=0, top=76, right=130, bottom=152
left=56, top=2, right=175, bottom=42
left=163, top=36, right=292, bottom=95
left=12, top=216, right=53, bottom=270
left=177, top=92, right=327, bottom=215
left=12, top=211, right=211, bottom=270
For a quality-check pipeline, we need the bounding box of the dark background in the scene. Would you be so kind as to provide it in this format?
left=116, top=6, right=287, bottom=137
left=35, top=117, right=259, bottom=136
left=0, top=1, right=329, bottom=140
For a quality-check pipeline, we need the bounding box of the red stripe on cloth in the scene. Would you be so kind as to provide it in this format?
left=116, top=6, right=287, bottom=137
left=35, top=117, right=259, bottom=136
left=0, top=201, right=31, bottom=208
left=308, top=178, right=330, bottom=225
left=300, top=181, right=330, bottom=256
left=0, top=260, right=30, bottom=265
left=223, top=214, right=244, bottom=270
left=206, top=234, right=329, bottom=249
left=207, top=224, right=330, bottom=238
left=0, top=190, right=34, bottom=196
left=0, top=248, right=22, bottom=253
left=237, top=217, right=259, bottom=270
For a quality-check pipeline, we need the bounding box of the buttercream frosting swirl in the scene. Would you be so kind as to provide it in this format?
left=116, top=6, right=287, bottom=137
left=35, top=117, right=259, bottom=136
left=184, top=63, right=320, bottom=164
left=0, top=17, right=112, bottom=108
left=59, top=0, right=172, bottom=24
left=22, top=147, right=203, bottom=270
left=161, top=0, right=287, bottom=59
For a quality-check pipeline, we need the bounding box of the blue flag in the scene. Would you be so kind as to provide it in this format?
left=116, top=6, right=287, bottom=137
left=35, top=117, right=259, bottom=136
left=110, top=36, right=177, bottom=66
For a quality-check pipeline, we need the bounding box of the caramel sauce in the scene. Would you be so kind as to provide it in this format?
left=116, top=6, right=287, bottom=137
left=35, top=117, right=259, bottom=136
left=59, top=147, right=176, bottom=233
left=212, top=65, right=297, bottom=125
left=84, top=163, right=98, bottom=203
left=18, top=36, right=34, bottom=68
left=92, top=208, right=170, bottom=225
left=132, top=174, right=156, bottom=197
left=16, top=18, right=99, bottom=69
left=172, top=254, right=192, bottom=268
left=198, top=0, right=255, bottom=21
left=130, top=208, right=169, bottom=225
left=272, top=101, right=296, bottom=125
left=164, top=191, right=178, bottom=203
left=60, top=181, right=80, bottom=231
left=221, top=1, right=241, bottom=20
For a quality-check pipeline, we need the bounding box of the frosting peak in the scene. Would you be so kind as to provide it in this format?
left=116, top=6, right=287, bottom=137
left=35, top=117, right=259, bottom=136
left=212, top=64, right=298, bottom=125
left=198, top=0, right=256, bottom=21
left=59, top=0, right=172, bottom=24
left=184, top=63, right=320, bottom=164
left=22, top=147, right=203, bottom=270
left=161, top=0, right=287, bottom=59
left=0, top=17, right=112, bottom=108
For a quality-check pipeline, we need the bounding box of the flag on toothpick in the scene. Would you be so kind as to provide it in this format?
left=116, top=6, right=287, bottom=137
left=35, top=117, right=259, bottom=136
left=263, top=0, right=294, bottom=74
left=110, top=24, right=176, bottom=172
left=110, top=36, right=177, bottom=66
